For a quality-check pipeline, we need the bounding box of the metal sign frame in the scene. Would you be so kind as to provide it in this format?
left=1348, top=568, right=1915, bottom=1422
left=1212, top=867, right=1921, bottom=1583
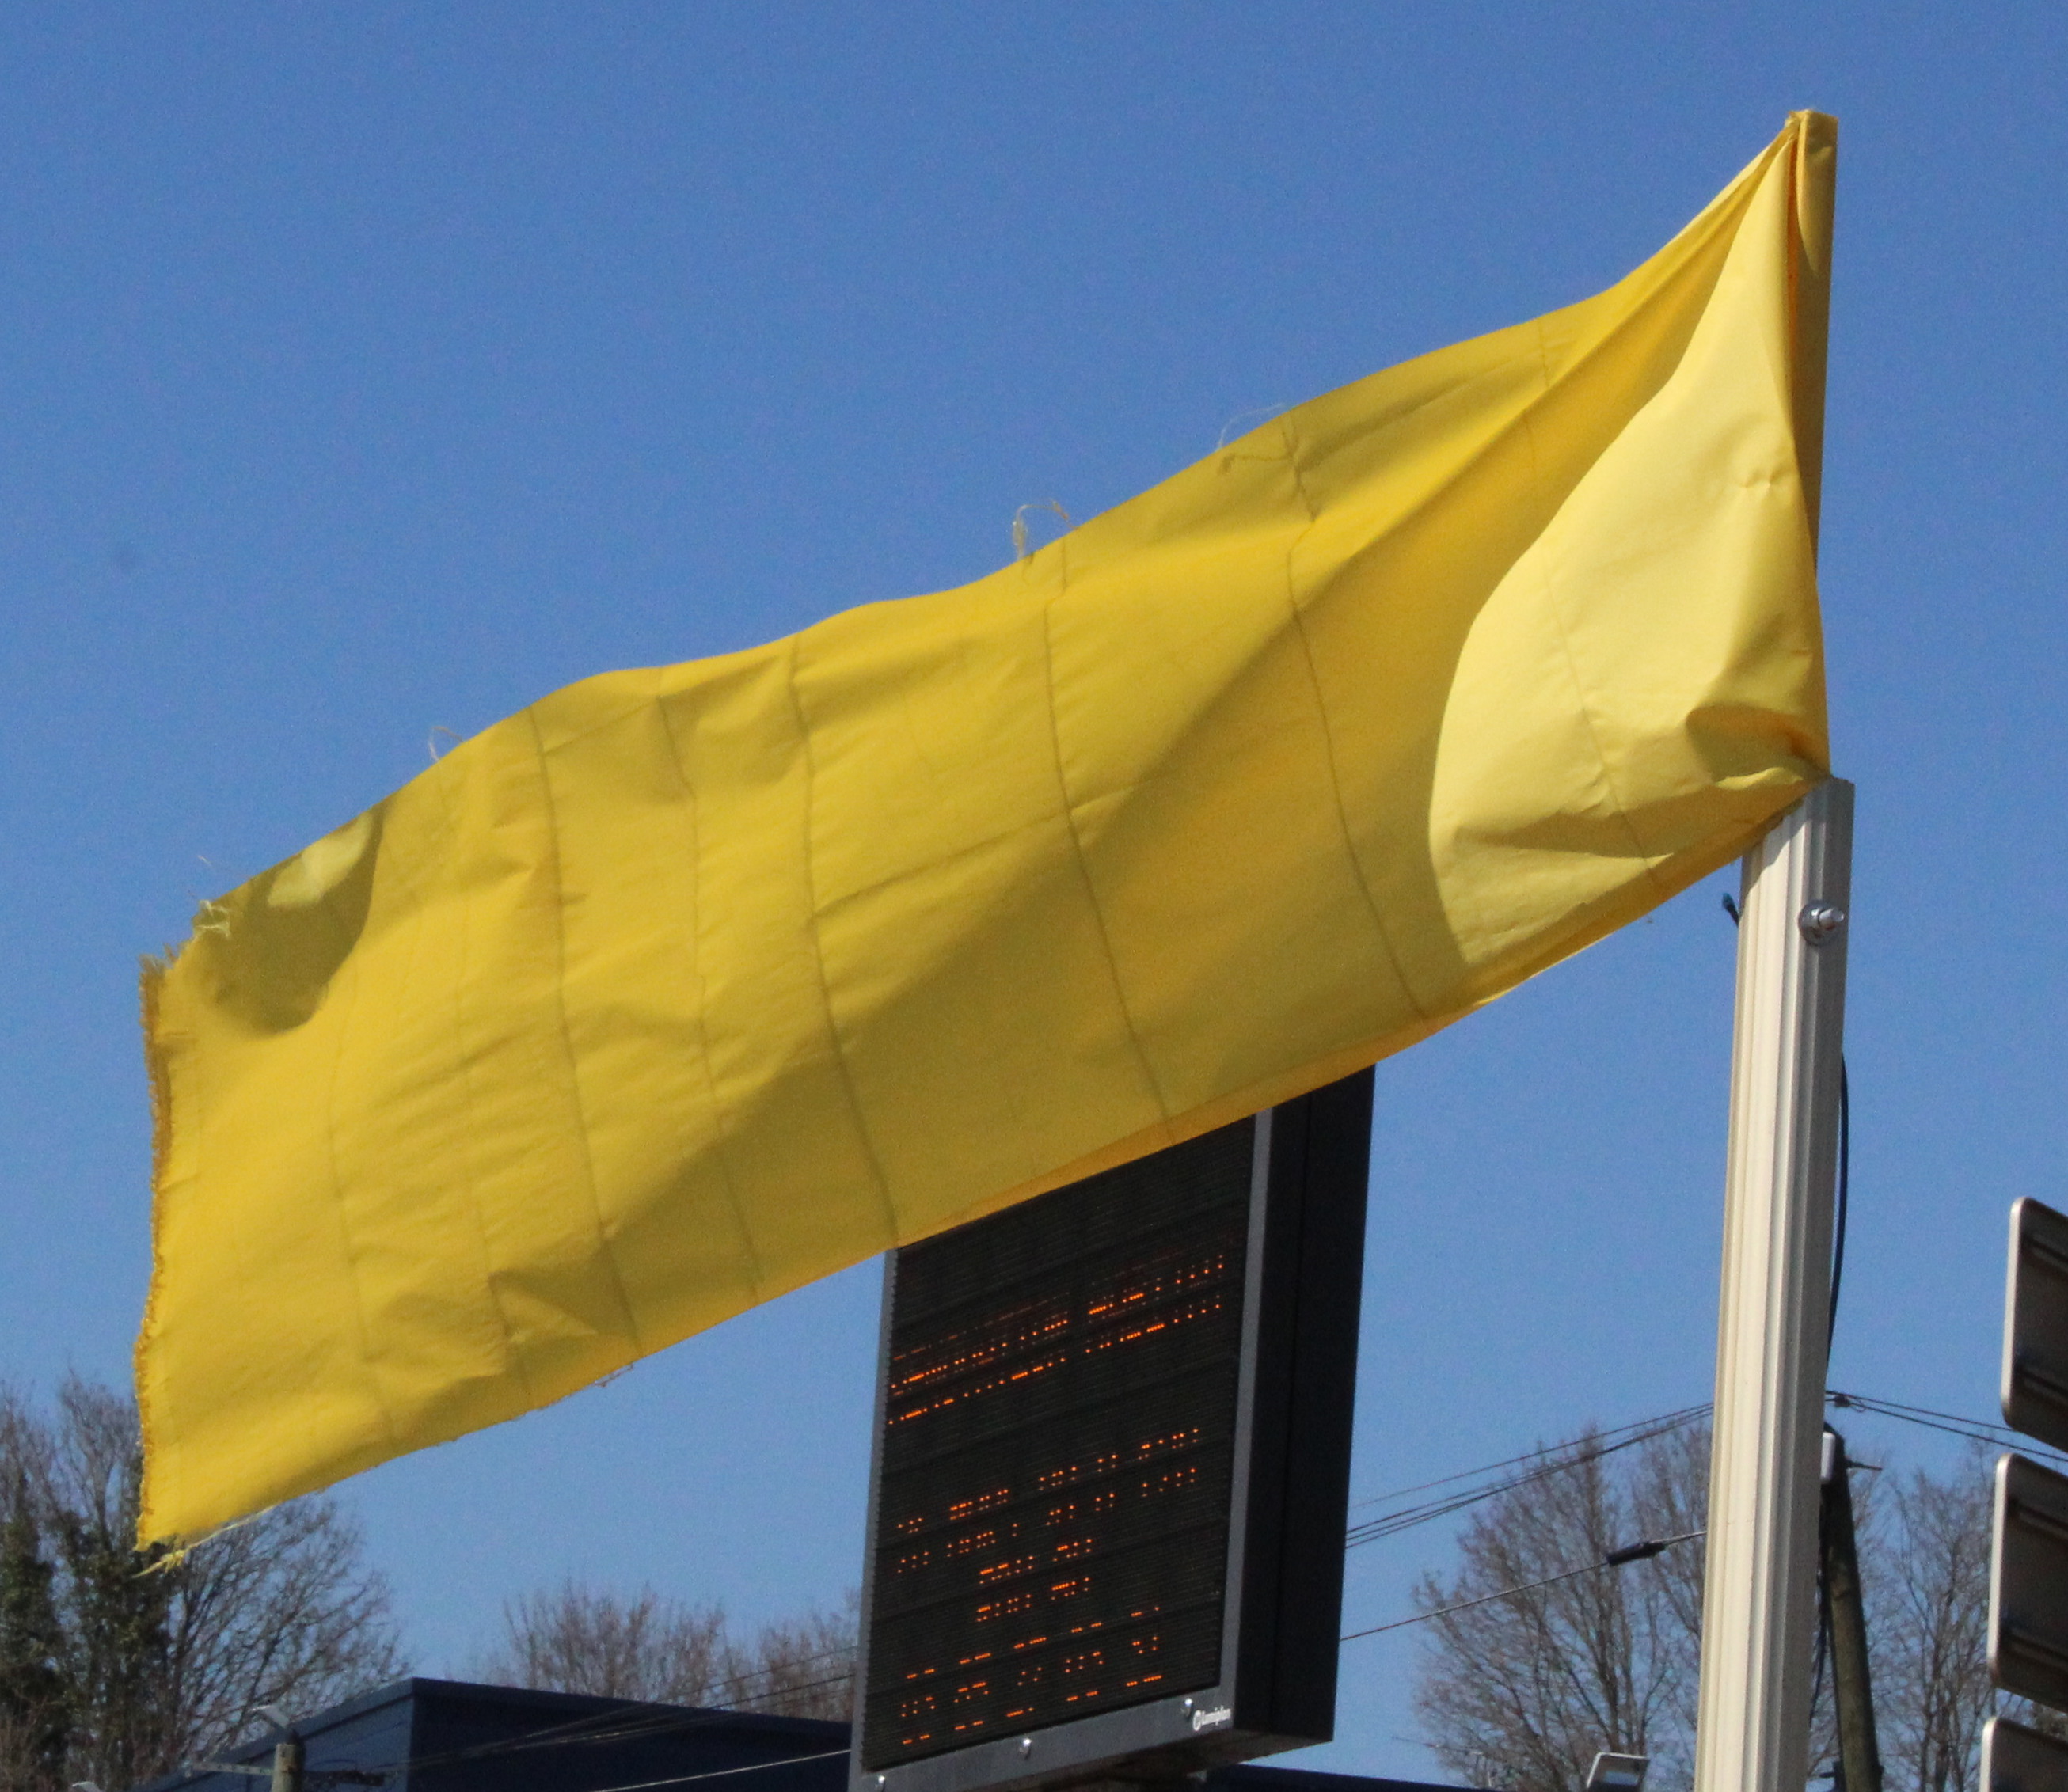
left=849, top=1072, right=1373, bottom=1792
left=1990, top=1451, right=2068, bottom=1710
left=1984, top=1716, right=2068, bottom=1792
left=2003, top=1197, right=2068, bottom=1455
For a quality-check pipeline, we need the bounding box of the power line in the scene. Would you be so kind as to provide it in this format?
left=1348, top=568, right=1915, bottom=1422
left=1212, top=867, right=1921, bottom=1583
left=428, top=1672, right=858, bottom=1764
left=514, top=1675, right=860, bottom=1755
left=1337, top=1384, right=2067, bottom=1649
left=531, top=1669, right=857, bottom=1752
left=1350, top=1403, right=1713, bottom=1512
left=1340, top=1529, right=1705, bottom=1644
left=1347, top=1405, right=1713, bottom=1550
left=1827, top=1389, right=2068, bottom=1467
left=1348, top=1407, right=1708, bottom=1540
left=572, top=1747, right=852, bottom=1792
left=245, top=1389, right=2036, bottom=1785
left=429, top=1413, right=1707, bottom=1775
left=458, top=1402, right=1719, bottom=1777
left=462, top=1391, right=2006, bottom=1764
left=274, top=1665, right=861, bottom=1784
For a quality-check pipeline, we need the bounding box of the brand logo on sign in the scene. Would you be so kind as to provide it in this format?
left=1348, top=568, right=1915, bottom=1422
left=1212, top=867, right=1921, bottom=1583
left=1191, top=1706, right=1233, bottom=1732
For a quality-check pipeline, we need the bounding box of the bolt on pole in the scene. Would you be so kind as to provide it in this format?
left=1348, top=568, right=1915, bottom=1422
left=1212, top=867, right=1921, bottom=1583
left=1693, top=779, right=1853, bottom=1792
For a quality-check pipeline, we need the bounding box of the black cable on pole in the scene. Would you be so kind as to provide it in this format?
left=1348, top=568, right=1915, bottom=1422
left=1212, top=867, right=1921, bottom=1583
left=1829, top=1057, right=1850, bottom=1353
left=1811, top=1562, right=1832, bottom=1743
left=1723, top=886, right=1851, bottom=1354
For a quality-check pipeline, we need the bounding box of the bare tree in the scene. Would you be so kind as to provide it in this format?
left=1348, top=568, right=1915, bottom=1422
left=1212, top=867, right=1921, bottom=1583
left=1412, top=1425, right=2014, bottom=1792
left=0, top=1483, right=72, bottom=1791
left=0, top=1376, right=403, bottom=1787
left=1412, top=1425, right=1709, bottom=1792
left=725, top=1591, right=860, bottom=1720
left=477, top=1581, right=733, bottom=1705
left=480, top=1582, right=857, bottom=1719
left=1863, top=1450, right=1994, bottom=1792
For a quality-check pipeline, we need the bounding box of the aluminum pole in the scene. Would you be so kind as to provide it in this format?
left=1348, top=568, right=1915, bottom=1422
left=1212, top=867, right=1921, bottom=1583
left=1694, top=778, right=1853, bottom=1792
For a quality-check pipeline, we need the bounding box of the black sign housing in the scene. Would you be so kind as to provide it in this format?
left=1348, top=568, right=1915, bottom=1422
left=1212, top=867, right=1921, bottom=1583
left=1990, top=1450, right=2068, bottom=1711
left=2002, top=1197, right=2068, bottom=1456
left=851, top=1071, right=1374, bottom=1792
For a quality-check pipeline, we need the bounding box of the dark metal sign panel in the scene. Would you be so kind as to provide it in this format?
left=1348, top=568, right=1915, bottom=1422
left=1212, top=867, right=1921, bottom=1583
left=1990, top=1452, right=2068, bottom=1710
left=852, top=1072, right=1373, bottom=1792
left=1985, top=1718, right=2068, bottom=1792
left=2004, top=1198, right=2068, bottom=1454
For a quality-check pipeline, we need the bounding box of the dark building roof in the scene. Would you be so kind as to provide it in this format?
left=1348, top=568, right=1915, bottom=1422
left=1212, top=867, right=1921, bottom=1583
left=133, top=1678, right=1470, bottom=1792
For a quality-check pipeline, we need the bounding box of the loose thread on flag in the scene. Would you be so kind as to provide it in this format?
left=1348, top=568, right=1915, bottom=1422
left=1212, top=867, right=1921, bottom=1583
left=1011, top=499, right=1072, bottom=560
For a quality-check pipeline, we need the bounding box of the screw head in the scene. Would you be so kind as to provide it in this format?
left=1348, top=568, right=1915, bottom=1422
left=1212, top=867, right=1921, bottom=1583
left=1799, top=902, right=1847, bottom=945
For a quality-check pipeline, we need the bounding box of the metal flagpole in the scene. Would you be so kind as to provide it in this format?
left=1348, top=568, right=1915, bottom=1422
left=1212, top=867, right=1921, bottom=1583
left=1693, top=778, right=1854, bottom=1792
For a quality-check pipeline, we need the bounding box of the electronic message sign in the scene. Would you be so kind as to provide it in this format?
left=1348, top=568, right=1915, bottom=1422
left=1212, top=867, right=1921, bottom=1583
left=851, top=1071, right=1374, bottom=1792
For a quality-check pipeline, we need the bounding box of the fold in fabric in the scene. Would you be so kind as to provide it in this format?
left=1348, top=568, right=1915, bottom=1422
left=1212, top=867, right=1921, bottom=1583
left=139, top=113, right=1836, bottom=1546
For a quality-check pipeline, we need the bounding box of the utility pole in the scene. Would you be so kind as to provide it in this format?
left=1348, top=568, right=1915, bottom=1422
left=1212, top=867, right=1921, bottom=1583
left=197, top=1739, right=383, bottom=1790
left=1692, top=780, right=1853, bottom=1792
left=1820, top=1428, right=1882, bottom=1792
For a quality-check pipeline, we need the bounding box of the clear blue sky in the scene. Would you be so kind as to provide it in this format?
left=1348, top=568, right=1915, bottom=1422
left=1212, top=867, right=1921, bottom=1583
left=2, top=4, right=2062, bottom=1779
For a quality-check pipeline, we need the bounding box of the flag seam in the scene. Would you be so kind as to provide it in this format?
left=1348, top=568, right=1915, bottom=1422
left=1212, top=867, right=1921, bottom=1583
left=1037, top=554, right=1173, bottom=1123
left=651, top=693, right=772, bottom=1304
left=784, top=633, right=903, bottom=1238
left=525, top=706, right=648, bottom=1361
left=1275, top=409, right=1435, bottom=1024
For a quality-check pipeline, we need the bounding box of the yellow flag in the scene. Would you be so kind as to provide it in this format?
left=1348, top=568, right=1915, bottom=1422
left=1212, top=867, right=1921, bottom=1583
left=139, top=115, right=1835, bottom=1546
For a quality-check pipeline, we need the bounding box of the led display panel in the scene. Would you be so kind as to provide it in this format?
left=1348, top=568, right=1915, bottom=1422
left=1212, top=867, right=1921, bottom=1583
left=853, top=1071, right=1373, bottom=1792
